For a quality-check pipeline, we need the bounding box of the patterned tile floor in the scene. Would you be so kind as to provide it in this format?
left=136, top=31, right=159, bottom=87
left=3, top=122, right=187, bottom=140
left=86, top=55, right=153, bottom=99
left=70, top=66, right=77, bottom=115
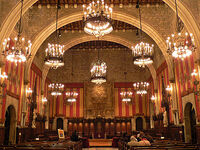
left=83, top=148, right=118, bottom=150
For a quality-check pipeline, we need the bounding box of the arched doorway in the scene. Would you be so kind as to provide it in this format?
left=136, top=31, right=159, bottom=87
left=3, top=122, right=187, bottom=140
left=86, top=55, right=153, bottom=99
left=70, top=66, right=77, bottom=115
left=136, top=117, right=143, bottom=131
left=4, top=105, right=16, bottom=145
left=184, top=102, right=197, bottom=143
left=56, top=118, right=63, bottom=130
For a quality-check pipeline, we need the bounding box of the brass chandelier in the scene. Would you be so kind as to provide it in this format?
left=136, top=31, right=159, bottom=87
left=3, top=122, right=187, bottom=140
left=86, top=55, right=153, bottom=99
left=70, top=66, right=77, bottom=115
left=44, top=0, right=64, bottom=69
left=48, top=83, right=64, bottom=96
left=133, top=82, right=149, bottom=95
left=91, top=59, right=107, bottom=84
left=166, top=0, right=196, bottom=60
left=132, top=1, right=154, bottom=68
left=83, top=0, right=113, bottom=37
left=65, top=89, right=78, bottom=103
left=120, top=49, right=133, bottom=102
left=2, top=0, right=32, bottom=64
left=90, top=41, right=107, bottom=84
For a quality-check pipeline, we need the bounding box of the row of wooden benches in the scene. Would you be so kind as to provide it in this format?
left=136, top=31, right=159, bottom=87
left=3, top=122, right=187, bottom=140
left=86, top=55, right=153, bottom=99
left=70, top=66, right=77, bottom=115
left=118, top=140, right=200, bottom=150
left=0, top=141, right=82, bottom=150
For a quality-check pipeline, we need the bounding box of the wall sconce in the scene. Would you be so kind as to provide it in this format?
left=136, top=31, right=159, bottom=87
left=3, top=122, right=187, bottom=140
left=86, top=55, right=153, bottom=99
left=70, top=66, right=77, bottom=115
left=151, top=95, right=156, bottom=103
left=191, top=69, right=200, bottom=96
left=0, top=71, right=8, bottom=98
left=42, top=97, right=48, bottom=103
left=26, top=87, right=32, bottom=102
left=166, top=85, right=172, bottom=98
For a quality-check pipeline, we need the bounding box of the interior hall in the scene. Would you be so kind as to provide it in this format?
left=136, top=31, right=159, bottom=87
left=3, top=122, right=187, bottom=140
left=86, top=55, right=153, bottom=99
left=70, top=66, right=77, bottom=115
left=0, top=0, right=200, bottom=149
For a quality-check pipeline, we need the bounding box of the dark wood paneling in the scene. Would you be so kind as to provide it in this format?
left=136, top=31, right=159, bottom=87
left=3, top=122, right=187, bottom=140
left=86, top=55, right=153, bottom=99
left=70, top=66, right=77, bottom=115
left=0, top=127, right=5, bottom=144
left=196, top=125, right=200, bottom=144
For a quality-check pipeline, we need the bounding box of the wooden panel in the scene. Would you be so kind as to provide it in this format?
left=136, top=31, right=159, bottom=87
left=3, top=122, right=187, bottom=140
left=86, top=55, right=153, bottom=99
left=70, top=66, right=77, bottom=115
left=78, top=123, right=83, bottom=134
left=116, top=122, right=121, bottom=136
left=127, top=122, right=131, bottom=135
left=121, top=122, right=126, bottom=133
left=83, top=122, right=89, bottom=137
left=68, top=122, right=73, bottom=136
left=73, top=123, right=78, bottom=132
left=0, top=127, right=4, bottom=144
left=105, top=122, right=110, bottom=133
left=110, top=122, right=115, bottom=137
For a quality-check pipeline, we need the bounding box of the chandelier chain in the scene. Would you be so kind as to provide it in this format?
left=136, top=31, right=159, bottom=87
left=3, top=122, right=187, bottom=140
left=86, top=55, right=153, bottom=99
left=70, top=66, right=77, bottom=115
left=55, top=0, right=60, bottom=44
left=18, top=0, right=24, bottom=37
left=138, top=0, right=143, bottom=41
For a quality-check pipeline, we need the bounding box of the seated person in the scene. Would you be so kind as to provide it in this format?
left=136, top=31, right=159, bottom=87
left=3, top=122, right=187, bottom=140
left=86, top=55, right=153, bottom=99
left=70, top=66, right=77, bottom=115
left=139, top=137, right=151, bottom=146
left=128, top=136, right=140, bottom=146
left=71, top=130, right=79, bottom=141
left=128, top=135, right=151, bottom=147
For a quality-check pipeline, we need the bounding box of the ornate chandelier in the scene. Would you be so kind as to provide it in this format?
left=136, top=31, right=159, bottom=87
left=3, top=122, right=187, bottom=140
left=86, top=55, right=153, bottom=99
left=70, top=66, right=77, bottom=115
left=133, top=82, right=149, bottom=95
left=48, top=83, right=64, bottom=96
left=132, top=1, right=154, bottom=68
left=91, top=59, right=107, bottom=84
left=2, top=0, right=31, bottom=64
left=83, top=0, right=113, bottom=37
left=44, top=43, right=64, bottom=69
left=132, top=42, right=154, bottom=67
left=44, top=0, right=64, bottom=69
left=166, top=32, right=195, bottom=60
left=120, top=89, right=133, bottom=102
left=166, top=0, right=196, bottom=60
left=65, top=89, right=78, bottom=103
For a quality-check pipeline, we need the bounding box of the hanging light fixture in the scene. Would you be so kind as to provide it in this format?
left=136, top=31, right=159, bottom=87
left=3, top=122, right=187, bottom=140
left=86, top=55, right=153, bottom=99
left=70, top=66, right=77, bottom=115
left=65, top=89, right=78, bottom=103
left=166, top=0, right=196, bottom=60
left=120, top=88, right=133, bottom=102
left=83, top=0, right=113, bottom=38
left=133, top=82, right=149, bottom=95
left=120, top=49, right=133, bottom=102
left=2, top=0, right=32, bottom=64
left=90, top=41, right=107, bottom=84
left=44, top=0, right=64, bottom=69
left=132, top=0, right=154, bottom=68
left=48, top=83, right=64, bottom=96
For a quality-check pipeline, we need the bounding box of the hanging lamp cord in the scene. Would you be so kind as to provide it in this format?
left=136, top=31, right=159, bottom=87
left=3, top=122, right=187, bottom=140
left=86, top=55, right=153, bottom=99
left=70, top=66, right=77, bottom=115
left=18, top=0, right=24, bottom=37
left=56, top=0, right=60, bottom=43
left=138, top=0, right=142, bottom=40
left=98, top=37, right=100, bottom=60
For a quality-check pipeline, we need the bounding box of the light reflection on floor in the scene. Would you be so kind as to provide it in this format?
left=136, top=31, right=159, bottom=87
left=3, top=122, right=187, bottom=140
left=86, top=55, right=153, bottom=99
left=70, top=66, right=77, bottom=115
left=83, top=148, right=118, bottom=150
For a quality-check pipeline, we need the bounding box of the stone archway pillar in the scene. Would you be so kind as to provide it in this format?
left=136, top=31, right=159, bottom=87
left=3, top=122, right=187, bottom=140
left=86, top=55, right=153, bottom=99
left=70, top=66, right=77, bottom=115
left=63, top=118, right=68, bottom=132
left=131, top=118, right=135, bottom=131
left=52, top=117, right=57, bottom=131
left=170, top=81, right=179, bottom=125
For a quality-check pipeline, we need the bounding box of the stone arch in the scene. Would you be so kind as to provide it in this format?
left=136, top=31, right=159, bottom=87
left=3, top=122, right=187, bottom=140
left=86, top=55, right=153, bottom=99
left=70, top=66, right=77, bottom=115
left=1, top=0, right=199, bottom=55
left=184, top=102, right=197, bottom=143
left=136, top=117, right=143, bottom=131
left=4, top=105, right=17, bottom=145
left=132, top=115, right=146, bottom=131
left=57, top=118, right=64, bottom=130
left=1, top=0, right=200, bottom=78
left=26, top=11, right=172, bottom=82
left=41, top=35, right=157, bottom=92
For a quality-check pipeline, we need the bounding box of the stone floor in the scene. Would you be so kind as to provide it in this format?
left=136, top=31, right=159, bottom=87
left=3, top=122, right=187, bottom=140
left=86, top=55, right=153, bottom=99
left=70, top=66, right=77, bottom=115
left=83, top=148, right=118, bottom=150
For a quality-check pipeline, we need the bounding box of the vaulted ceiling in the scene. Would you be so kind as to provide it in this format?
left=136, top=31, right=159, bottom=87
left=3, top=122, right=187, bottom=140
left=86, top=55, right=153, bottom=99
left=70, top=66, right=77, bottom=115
left=34, top=0, right=164, bottom=6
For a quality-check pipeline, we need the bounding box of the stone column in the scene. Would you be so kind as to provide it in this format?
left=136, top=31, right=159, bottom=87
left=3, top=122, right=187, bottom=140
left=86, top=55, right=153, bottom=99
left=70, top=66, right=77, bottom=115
left=63, top=118, right=68, bottom=132
left=170, top=81, right=179, bottom=125
left=44, top=100, right=49, bottom=130
left=52, top=117, right=57, bottom=131
left=131, top=118, right=135, bottom=131
left=21, top=79, right=29, bottom=127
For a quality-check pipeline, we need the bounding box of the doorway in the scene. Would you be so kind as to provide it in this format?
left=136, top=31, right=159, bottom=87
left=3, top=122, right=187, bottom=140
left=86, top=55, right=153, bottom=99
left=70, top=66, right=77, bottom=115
left=136, top=117, right=143, bottom=131
left=56, top=118, right=63, bottom=130
left=4, top=105, right=16, bottom=145
left=184, top=102, right=197, bottom=143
